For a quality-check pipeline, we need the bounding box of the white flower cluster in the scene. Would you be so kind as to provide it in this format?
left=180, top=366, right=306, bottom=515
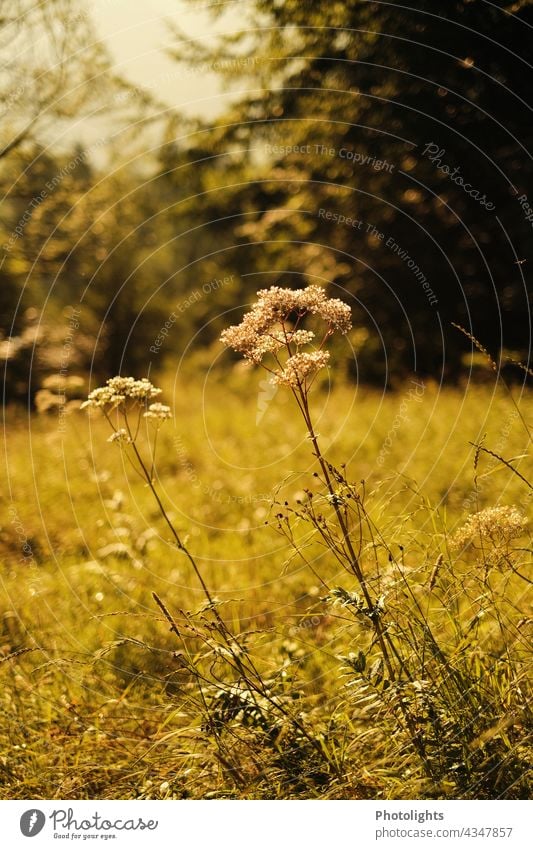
left=452, top=505, right=528, bottom=552
left=285, top=329, right=316, bottom=346
left=107, top=428, right=131, bottom=444
left=143, top=403, right=172, bottom=421
left=273, top=351, right=331, bottom=386
left=81, top=377, right=162, bottom=410
left=220, top=285, right=351, bottom=365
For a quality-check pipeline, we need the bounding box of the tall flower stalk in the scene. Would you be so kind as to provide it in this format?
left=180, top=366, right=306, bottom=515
left=81, top=373, right=338, bottom=781
left=81, top=377, right=215, bottom=606
left=221, top=286, right=396, bottom=676
left=220, top=286, right=448, bottom=772
left=221, top=287, right=531, bottom=788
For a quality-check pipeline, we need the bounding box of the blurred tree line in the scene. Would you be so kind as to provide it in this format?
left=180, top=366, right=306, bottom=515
left=1, top=0, right=532, bottom=402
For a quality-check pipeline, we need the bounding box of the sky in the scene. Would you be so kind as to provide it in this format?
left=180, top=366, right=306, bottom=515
left=89, top=0, right=244, bottom=119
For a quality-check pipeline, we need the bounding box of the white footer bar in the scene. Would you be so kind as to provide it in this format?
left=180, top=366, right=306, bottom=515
left=1, top=799, right=529, bottom=848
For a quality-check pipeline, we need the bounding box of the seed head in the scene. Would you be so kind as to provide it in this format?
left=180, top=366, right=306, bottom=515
left=451, top=505, right=528, bottom=555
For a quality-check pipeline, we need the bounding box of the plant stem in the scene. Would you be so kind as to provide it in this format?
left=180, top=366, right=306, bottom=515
left=128, top=433, right=216, bottom=608
left=295, top=388, right=398, bottom=681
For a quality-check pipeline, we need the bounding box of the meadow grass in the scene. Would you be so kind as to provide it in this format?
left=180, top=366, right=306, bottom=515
left=1, top=374, right=531, bottom=799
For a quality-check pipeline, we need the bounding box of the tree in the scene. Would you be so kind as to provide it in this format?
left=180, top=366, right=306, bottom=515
left=0, top=1, right=162, bottom=399
left=170, top=0, right=533, bottom=380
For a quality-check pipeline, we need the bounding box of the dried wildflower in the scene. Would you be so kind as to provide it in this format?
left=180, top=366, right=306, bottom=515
left=286, top=329, right=316, bottom=346
left=220, top=285, right=351, bottom=365
left=81, top=376, right=162, bottom=410
left=80, top=387, right=119, bottom=409
left=143, top=403, right=172, bottom=421
left=107, top=428, right=131, bottom=444
left=254, top=285, right=352, bottom=334
left=273, top=351, right=330, bottom=386
left=451, top=505, right=528, bottom=555
left=220, top=284, right=350, bottom=394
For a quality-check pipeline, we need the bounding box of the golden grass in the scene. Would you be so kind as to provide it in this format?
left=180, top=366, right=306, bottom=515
left=0, top=376, right=531, bottom=799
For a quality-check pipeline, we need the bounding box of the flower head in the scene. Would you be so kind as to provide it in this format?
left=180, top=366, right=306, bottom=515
left=273, top=351, right=330, bottom=386
left=143, top=403, right=172, bottom=421
left=220, top=285, right=351, bottom=387
left=81, top=377, right=162, bottom=410
left=451, top=505, right=528, bottom=565
left=107, top=428, right=131, bottom=444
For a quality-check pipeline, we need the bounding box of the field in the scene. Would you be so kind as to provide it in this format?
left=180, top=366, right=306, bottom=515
left=1, top=372, right=531, bottom=800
